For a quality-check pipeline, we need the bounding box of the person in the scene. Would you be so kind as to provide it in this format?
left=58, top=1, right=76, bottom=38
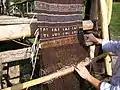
left=75, top=34, right=120, bottom=90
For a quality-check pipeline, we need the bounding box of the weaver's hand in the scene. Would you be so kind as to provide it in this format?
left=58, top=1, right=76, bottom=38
left=85, top=34, right=102, bottom=44
left=75, top=63, right=101, bottom=90
left=75, top=63, right=91, bottom=80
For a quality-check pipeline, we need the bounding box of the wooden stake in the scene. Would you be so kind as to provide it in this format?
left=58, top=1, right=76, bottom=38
left=99, top=0, right=112, bottom=76
left=2, top=53, right=109, bottom=90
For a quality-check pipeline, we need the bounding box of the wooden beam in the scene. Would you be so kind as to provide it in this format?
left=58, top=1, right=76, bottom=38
left=0, top=24, right=31, bottom=41
left=2, top=52, right=109, bottom=90
left=0, top=20, right=93, bottom=41
left=0, top=47, right=31, bottom=63
left=99, top=0, right=112, bottom=76
left=83, top=20, right=93, bottom=30
left=0, top=16, right=37, bottom=25
left=0, top=45, right=114, bottom=64
left=0, top=23, right=38, bottom=41
left=89, top=0, right=98, bottom=59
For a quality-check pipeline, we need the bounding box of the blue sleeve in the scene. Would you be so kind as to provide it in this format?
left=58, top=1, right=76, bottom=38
left=102, top=40, right=120, bottom=55
left=100, top=82, right=120, bottom=90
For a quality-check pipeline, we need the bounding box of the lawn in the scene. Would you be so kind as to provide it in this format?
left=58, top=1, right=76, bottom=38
left=110, top=2, right=120, bottom=40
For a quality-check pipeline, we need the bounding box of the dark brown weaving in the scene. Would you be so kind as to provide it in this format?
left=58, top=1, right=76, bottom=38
left=35, top=0, right=89, bottom=90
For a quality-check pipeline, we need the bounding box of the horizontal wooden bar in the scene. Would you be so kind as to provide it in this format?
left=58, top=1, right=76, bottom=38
left=0, top=16, right=37, bottom=25
left=0, top=47, right=31, bottom=63
left=0, top=20, right=93, bottom=41
left=83, top=20, right=93, bottom=30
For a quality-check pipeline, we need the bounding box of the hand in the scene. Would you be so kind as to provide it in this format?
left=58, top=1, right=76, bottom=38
left=85, top=34, right=102, bottom=44
left=75, top=63, right=101, bottom=90
left=75, top=63, right=91, bottom=80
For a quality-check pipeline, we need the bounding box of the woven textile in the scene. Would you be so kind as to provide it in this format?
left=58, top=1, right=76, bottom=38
left=35, top=0, right=89, bottom=90
left=35, top=0, right=83, bottom=41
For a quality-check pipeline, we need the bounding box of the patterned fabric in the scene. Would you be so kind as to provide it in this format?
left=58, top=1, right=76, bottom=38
left=35, top=0, right=83, bottom=41
left=35, top=1, right=90, bottom=90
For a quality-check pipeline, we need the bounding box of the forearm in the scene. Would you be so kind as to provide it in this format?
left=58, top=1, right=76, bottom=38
left=96, top=39, right=119, bottom=54
left=87, top=76, right=119, bottom=90
left=102, top=40, right=120, bottom=54
left=86, top=75, right=101, bottom=90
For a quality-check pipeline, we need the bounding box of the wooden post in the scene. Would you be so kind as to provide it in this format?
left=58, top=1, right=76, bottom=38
left=99, top=0, right=112, bottom=76
left=2, top=53, right=109, bottom=90
left=90, top=0, right=98, bottom=21
left=89, top=0, right=98, bottom=59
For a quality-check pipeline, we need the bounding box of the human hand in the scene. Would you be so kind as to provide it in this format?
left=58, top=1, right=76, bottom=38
left=85, top=34, right=102, bottom=44
left=75, top=63, right=91, bottom=80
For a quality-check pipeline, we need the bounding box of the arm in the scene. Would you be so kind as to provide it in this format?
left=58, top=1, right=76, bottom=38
left=86, top=76, right=120, bottom=90
left=102, top=40, right=120, bottom=55
left=86, top=34, right=120, bottom=54
left=75, top=65, right=101, bottom=90
left=100, top=82, right=120, bottom=90
left=86, top=73, right=101, bottom=90
left=75, top=64, right=120, bottom=90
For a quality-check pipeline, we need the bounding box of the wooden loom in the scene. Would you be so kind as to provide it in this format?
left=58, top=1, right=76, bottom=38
left=35, top=0, right=89, bottom=90
left=0, top=0, right=112, bottom=89
left=34, top=0, right=103, bottom=90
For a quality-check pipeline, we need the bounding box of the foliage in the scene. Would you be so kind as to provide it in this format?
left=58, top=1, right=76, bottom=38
left=110, top=2, right=120, bottom=40
left=10, top=0, right=23, bottom=3
left=9, top=0, right=34, bottom=3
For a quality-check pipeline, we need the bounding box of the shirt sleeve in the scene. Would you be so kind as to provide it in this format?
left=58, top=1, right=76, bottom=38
left=100, top=82, right=120, bottom=90
left=102, top=40, right=120, bottom=55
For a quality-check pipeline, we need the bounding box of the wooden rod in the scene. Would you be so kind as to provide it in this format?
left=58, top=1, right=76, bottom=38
left=0, top=20, right=93, bottom=41
left=2, top=52, right=109, bottom=90
left=0, top=24, right=31, bottom=41
left=0, top=47, right=31, bottom=63
left=83, top=20, right=94, bottom=30
left=89, top=0, right=98, bottom=59
left=99, top=0, right=112, bottom=76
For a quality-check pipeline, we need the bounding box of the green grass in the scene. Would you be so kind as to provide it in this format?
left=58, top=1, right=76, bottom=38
left=110, top=2, right=120, bottom=39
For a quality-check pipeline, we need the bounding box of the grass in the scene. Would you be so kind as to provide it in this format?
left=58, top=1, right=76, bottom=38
left=110, top=2, right=120, bottom=39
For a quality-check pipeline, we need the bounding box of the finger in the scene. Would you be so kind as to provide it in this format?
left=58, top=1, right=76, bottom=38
left=84, top=35, right=89, bottom=40
left=84, top=35, right=91, bottom=42
left=75, top=67, right=80, bottom=72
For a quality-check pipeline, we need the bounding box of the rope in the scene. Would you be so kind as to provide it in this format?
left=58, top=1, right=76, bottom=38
left=31, top=28, right=40, bottom=78
left=12, top=40, right=31, bottom=47
left=29, top=13, right=39, bottom=80
left=22, top=12, right=39, bottom=90
left=26, top=28, right=39, bottom=90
